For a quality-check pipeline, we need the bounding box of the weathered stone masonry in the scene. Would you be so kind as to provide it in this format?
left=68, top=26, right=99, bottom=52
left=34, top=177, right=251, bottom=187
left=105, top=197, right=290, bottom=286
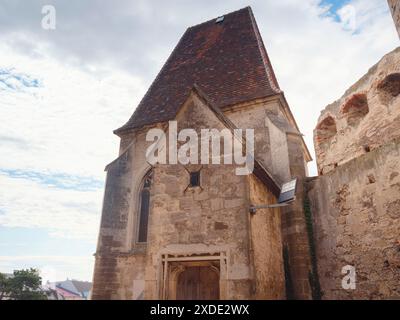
left=308, top=47, right=400, bottom=299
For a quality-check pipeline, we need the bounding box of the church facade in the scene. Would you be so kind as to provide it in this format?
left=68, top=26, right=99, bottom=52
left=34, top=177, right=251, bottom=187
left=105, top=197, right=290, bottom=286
left=92, top=5, right=400, bottom=300
left=92, top=7, right=313, bottom=300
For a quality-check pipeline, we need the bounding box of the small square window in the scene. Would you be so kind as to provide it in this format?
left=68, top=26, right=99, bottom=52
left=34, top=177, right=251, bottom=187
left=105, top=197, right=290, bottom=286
left=190, top=171, right=200, bottom=187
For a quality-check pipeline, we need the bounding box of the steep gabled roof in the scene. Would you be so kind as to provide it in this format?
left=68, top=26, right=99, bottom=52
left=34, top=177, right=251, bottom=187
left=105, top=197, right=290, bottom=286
left=115, top=6, right=281, bottom=134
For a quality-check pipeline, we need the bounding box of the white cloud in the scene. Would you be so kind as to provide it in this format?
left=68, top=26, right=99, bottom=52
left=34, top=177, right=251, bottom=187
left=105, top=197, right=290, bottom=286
left=0, top=174, right=101, bottom=241
left=0, top=41, right=146, bottom=178
left=253, top=0, right=398, bottom=174
left=337, top=5, right=357, bottom=32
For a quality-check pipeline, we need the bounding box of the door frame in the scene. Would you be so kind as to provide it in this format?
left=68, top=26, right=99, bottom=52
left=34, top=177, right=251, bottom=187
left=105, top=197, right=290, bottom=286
left=158, top=252, right=228, bottom=300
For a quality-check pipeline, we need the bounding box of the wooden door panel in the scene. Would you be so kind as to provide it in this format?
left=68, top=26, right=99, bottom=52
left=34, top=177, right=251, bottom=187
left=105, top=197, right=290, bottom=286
left=176, top=266, right=219, bottom=300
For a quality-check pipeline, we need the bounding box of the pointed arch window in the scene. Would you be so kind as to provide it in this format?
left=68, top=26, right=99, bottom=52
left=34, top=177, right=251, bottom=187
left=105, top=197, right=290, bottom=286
left=137, top=170, right=153, bottom=243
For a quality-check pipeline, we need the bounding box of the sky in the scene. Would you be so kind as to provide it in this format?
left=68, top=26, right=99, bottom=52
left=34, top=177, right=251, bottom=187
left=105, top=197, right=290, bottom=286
left=0, top=0, right=398, bottom=282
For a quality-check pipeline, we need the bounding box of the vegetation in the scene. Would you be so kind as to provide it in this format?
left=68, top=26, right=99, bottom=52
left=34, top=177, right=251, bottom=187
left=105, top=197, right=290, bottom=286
left=304, top=197, right=323, bottom=300
left=283, top=245, right=294, bottom=300
left=0, top=268, right=47, bottom=300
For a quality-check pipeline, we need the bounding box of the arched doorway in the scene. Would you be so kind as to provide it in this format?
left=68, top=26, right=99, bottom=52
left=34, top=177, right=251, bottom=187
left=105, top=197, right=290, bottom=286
left=176, top=266, right=219, bottom=300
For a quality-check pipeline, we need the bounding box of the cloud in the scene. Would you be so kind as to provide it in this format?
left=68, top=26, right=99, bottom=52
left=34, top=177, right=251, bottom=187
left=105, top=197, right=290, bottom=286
left=0, top=47, right=146, bottom=178
left=0, top=174, right=101, bottom=241
left=250, top=0, right=398, bottom=173
left=0, top=68, right=41, bottom=91
left=0, top=169, right=103, bottom=191
left=0, top=135, right=30, bottom=149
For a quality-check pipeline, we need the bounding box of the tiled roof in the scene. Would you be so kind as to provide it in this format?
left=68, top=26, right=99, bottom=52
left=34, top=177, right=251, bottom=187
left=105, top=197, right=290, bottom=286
left=115, top=6, right=281, bottom=134
left=55, top=279, right=92, bottom=296
left=71, top=280, right=92, bottom=294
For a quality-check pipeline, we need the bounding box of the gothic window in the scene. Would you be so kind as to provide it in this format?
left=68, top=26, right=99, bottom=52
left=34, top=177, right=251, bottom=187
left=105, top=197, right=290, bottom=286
left=137, top=170, right=153, bottom=243
left=340, top=93, right=369, bottom=127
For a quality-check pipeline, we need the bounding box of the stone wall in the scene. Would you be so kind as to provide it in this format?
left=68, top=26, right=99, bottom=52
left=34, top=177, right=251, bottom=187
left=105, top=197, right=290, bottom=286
left=91, top=146, right=134, bottom=299
left=310, top=47, right=400, bottom=300
left=307, top=137, right=400, bottom=299
left=226, top=96, right=313, bottom=299
left=145, top=162, right=252, bottom=299
left=314, top=47, right=400, bottom=175
left=281, top=133, right=313, bottom=299
left=389, top=0, right=400, bottom=38
left=92, top=126, right=156, bottom=299
left=248, top=174, right=285, bottom=299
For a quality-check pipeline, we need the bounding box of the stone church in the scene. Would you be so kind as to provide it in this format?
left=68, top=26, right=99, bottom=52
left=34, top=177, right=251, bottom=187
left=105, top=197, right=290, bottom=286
left=92, top=5, right=400, bottom=300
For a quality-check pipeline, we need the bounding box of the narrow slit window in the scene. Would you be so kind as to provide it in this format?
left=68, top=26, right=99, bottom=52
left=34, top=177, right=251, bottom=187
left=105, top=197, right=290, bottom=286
left=138, top=170, right=152, bottom=243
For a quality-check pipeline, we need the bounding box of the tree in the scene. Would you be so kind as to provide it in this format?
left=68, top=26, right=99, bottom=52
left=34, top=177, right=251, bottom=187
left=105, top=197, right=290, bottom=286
left=0, top=272, right=9, bottom=300
left=0, top=268, right=47, bottom=300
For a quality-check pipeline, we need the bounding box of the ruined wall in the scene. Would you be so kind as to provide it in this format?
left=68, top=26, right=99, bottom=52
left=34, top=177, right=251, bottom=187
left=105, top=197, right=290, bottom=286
left=308, top=138, right=400, bottom=299
left=314, top=47, right=400, bottom=175
left=309, top=47, right=400, bottom=300
left=389, top=0, right=400, bottom=38
left=249, top=175, right=285, bottom=299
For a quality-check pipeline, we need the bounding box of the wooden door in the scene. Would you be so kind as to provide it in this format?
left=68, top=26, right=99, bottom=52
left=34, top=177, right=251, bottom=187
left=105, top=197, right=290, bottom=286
left=176, top=266, right=219, bottom=300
